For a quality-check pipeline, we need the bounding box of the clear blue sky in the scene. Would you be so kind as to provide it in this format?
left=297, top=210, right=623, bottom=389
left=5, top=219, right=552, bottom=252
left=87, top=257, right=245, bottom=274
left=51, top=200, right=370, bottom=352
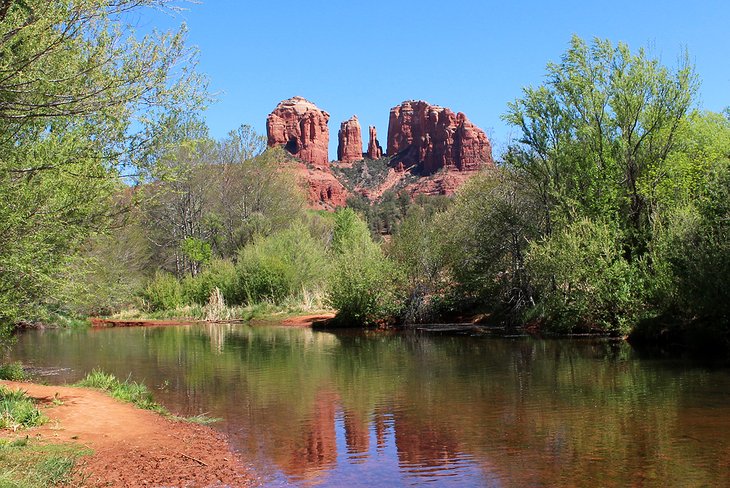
left=146, top=0, right=729, bottom=159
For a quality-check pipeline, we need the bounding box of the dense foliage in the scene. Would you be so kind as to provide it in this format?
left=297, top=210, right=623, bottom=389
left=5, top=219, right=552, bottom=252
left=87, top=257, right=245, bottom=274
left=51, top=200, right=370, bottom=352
left=389, top=36, right=729, bottom=343
left=0, top=1, right=206, bottom=336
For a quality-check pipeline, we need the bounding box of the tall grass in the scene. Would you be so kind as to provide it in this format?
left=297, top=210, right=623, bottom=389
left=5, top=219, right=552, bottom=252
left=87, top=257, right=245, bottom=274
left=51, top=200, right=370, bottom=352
left=0, top=387, right=46, bottom=431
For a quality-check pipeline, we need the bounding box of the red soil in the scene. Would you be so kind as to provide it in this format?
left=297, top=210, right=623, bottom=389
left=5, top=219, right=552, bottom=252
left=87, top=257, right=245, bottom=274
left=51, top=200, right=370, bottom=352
left=0, top=381, right=258, bottom=487
left=279, top=313, right=335, bottom=327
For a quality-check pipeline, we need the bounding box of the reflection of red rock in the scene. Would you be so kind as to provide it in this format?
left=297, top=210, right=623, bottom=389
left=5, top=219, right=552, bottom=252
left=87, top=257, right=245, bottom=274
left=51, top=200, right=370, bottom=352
left=386, top=100, right=493, bottom=174
left=374, top=410, right=388, bottom=451
left=337, top=116, right=364, bottom=162
left=343, top=410, right=370, bottom=457
left=267, top=97, right=330, bottom=167
left=367, top=126, right=383, bottom=160
left=393, top=413, right=462, bottom=469
left=280, top=389, right=339, bottom=480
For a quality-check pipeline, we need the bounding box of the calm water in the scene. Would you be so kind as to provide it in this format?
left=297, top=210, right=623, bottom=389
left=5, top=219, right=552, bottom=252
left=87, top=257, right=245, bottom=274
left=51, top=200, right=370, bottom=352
left=6, top=322, right=730, bottom=487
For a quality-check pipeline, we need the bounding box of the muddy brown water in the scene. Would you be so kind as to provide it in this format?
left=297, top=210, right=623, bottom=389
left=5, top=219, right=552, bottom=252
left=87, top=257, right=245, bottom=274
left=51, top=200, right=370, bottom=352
left=7, top=322, right=730, bottom=487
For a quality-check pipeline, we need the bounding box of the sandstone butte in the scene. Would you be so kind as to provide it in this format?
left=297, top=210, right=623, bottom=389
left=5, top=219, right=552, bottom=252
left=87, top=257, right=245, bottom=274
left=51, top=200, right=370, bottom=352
left=267, top=96, right=330, bottom=168
left=337, top=115, right=364, bottom=162
left=266, top=97, right=493, bottom=209
left=266, top=96, right=348, bottom=210
left=387, top=100, right=493, bottom=174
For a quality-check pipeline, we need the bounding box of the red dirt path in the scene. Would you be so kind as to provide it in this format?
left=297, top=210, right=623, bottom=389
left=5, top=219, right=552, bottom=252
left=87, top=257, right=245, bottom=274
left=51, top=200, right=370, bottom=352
left=0, top=381, right=259, bottom=487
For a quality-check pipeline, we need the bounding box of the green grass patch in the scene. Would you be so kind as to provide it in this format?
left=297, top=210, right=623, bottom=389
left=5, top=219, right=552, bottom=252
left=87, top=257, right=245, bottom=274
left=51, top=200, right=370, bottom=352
left=0, top=363, right=26, bottom=381
left=74, top=370, right=167, bottom=415
left=0, top=388, right=46, bottom=431
left=0, top=438, right=91, bottom=487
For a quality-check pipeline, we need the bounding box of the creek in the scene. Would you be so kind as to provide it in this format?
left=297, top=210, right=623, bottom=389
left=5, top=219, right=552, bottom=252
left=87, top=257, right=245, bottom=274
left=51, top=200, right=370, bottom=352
left=8, top=322, right=730, bottom=487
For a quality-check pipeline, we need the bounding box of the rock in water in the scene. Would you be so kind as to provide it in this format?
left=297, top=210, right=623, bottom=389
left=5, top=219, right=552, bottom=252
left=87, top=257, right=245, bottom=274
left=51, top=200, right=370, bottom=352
left=267, top=96, right=330, bottom=167
left=386, top=100, right=493, bottom=174
left=337, top=115, right=363, bottom=162
left=366, top=125, right=383, bottom=160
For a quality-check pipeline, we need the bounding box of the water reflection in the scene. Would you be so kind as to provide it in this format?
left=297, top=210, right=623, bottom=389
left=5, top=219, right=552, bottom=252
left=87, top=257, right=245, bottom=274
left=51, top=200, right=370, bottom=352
left=7, top=324, right=730, bottom=487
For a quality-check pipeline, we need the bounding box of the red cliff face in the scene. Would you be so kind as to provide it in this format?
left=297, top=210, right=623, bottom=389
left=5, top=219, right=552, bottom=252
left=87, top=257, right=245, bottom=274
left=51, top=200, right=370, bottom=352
left=299, top=163, right=348, bottom=210
left=337, top=116, right=363, bottom=162
left=367, top=125, right=383, bottom=160
left=267, top=97, right=330, bottom=167
left=386, top=100, right=493, bottom=174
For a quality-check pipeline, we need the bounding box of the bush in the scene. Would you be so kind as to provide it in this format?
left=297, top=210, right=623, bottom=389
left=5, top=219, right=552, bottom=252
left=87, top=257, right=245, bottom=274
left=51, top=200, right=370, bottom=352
left=388, top=205, right=447, bottom=323
left=327, top=246, right=403, bottom=326
left=182, top=259, right=238, bottom=305
left=327, top=209, right=404, bottom=325
left=236, top=224, right=328, bottom=304
left=434, top=170, right=542, bottom=315
left=651, top=161, right=730, bottom=322
left=526, top=218, right=646, bottom=334
left=140, top=272, right=184, bottom=312
left=0, top=362, right=26, bottom=381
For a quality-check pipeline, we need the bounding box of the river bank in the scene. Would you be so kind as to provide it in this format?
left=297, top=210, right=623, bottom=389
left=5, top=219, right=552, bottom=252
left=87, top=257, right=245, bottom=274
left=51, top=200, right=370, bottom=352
left=0, top=380, right=259, bottom=487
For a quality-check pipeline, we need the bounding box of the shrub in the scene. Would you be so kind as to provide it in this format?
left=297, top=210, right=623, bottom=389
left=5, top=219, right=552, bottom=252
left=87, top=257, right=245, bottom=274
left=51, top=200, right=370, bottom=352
left=526, top=218, right=646, bottom=334
left=327, top=209, right=404, bottom=325
left=0, top=362, right=26, bottom=381
left=433, top=170, right=543, bottom=316
left=140, top=271, right=184, bottom=312
left=650, top=161, right=730, bottom=321
left=236, top=224, right=328, bottom=304
left=182, top=259, right=238, bottom=305
left=327, top=246, right=403, bottom=326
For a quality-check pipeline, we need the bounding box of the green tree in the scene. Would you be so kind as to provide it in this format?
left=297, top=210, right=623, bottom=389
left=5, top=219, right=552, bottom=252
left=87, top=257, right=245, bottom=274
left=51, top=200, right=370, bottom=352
left=651, top=161, right=730, bottom=323
left=327, top=209, right=403, bottom=326
left=389, top=202, right=448, bottom=323
left=435, top=170, right=543, bottom=317
left=504, top=35, right=697, bottom=255
left=180, top=237, right=212, bottom=275
left=526, top=218, right=645, bottom=334
left=0, top=1, right=206, bottom=333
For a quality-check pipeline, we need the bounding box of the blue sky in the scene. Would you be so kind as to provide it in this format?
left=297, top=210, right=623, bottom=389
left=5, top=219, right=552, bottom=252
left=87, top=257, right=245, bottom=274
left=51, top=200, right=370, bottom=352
left=146, top=0, right=729, bottom=159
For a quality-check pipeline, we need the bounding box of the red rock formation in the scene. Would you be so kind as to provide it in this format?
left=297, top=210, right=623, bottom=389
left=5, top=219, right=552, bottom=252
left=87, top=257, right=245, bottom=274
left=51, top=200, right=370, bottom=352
left=386, top=100, right=493, bottom=174
left=337, top=115, right=363, bottom=162
left=287, top=160, right=348, bottom=210
left=367, top=126, right=383, bottom=160
left=267, top=97, right=330, bottom=167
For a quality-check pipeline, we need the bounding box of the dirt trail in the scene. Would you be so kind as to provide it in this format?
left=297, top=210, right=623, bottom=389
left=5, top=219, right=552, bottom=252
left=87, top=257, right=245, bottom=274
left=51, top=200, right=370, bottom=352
left=1, top=381, right=258, bottom=487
